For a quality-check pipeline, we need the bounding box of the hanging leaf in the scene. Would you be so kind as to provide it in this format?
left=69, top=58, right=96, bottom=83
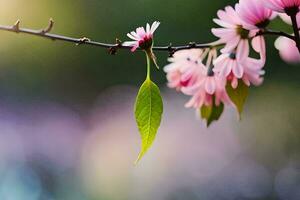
left=200, top=102, right=224, bottom=127
left=134, top=78, right=163, bottom=164
left=226, top=80, right=249, bottom=119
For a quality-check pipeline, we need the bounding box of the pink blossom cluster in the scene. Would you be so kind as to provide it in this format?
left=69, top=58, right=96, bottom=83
left=163, top=0, right=300, bottom=119
left=116, top=0, right=300, bottom=159
left=122, top=0, right=300, bottom=124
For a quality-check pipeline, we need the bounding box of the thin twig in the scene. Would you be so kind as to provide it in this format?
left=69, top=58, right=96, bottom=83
left=39, top=18, right=54, bottom=34
left=0, top=20, right=211, bottom=54
left=256, top=29, right=295, bottom=40
left=290, top=12, right=300, bottom=53
left=0, top=19, right=296, bottom=54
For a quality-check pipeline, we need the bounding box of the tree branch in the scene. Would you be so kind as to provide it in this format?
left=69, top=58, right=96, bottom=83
left=0, top=19, right=296, bottom=55
left=290, top=12, right=300, bottom=53
left=0, top=19, right=211, bottom=55
left=256, top=29, right=295, bottom=40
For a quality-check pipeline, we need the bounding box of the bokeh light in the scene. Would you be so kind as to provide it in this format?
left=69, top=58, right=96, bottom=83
left=0, top=0, right=298, bottom=199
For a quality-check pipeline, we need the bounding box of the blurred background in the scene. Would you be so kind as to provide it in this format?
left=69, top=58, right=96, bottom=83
left=0, top=0, right=299, bottom=199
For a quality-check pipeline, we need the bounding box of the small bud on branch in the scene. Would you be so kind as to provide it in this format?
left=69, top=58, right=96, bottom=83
left=39, top=18, right=54, bottom=34
left=12, top=20, right=20, bottom=32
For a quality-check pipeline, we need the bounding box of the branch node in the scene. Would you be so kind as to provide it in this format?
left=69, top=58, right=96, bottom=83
left=168, top=43, right=175, bottom=57
left=108, top=38, right=122, bottom=55
left=76, top=37, right=91, bottom=45
left=108, top=47, right=118, bottom=55
left=40, top=18, right=54, bottom=34
left=188, top=42, right=196, bottom=48
left=12, top=20, right=20, bottom=33
left=115, top=38, right=122, bottom=46
left=255, top=30, right=263, bottom=37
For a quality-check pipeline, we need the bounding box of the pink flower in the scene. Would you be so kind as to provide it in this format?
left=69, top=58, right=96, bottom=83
left=236, top=0, right=275, bottom=57
left=123, top=21, right=160, bottom=52
left=211, top=6, right=253, bottom=53
left=213, top=39, right=265, bottom=88
left=164, top=49, right=230, bottom=109
left=181, top=65, right=231, bottom=109
left=228, top=57, right=265, bottom=88
left=251, top=35, right=267, bottom=63
left=164, top=49, right=205, bottom=91
left=242, top=58, right=265, bottom=86
left=213, top=40, right=249, bottom=80
left=263, top=0, right=300, bottom=13
left=236, top=0, right=274, bottom=30
left=275, top=36, right=300, bottom=63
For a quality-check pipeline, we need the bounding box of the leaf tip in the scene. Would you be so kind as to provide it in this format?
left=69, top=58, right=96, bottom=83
left=237, top=113, right=242, bottom=121
left=200, top=100, right=224, bottom=128
left=134, top=150, right=146, bottom=165
left=226, top=80, right=248, bottom=121
left=134, top=156, right=141, bottom=166
left=206, top=121, right=212, bottom=128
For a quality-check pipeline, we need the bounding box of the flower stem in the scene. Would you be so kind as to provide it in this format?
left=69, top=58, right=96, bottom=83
left=146, top=52, right=151, bottom=80
left=290, top=13, right=300, bottom=53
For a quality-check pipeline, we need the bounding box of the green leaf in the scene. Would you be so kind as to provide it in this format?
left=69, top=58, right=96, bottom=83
left=226, top=80, right=249, bottom=119
left=200, top=102, right=224, bottom=127
left=134, top=78, right=163, bottom=164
